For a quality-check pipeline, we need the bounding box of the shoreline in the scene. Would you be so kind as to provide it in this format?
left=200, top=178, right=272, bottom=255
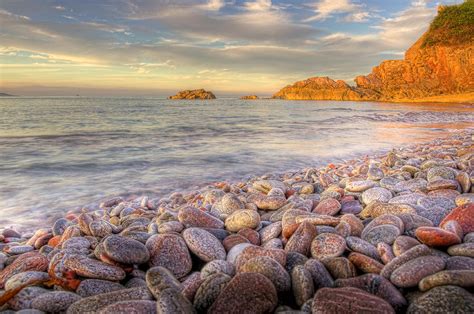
left=0, top=130, right=473, bottom=312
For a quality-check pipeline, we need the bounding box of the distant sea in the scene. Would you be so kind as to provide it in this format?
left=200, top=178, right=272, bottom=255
left=0, top=97, right=473, bottom=229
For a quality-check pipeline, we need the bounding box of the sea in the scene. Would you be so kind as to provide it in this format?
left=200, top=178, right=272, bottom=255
left=0, top=97, right=473, bottom=229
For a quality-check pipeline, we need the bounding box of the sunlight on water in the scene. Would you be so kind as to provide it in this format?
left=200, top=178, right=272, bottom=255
left=0, top=97, right=473, bottom=228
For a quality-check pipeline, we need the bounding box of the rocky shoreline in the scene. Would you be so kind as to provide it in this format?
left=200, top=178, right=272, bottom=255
left=1, top=131, right=473, bottom=313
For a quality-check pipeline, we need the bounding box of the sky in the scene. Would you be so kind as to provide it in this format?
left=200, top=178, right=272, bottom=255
left=0, top=0, right=464, bottom=96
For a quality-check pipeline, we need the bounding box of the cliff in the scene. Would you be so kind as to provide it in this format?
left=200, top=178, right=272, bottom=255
left=169, top=89, right=216, bottom=100
left=273, top=1, right=474, bottom=102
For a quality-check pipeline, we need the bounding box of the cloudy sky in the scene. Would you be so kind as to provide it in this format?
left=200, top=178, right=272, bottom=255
left=0, top=0, right=463, bottom=96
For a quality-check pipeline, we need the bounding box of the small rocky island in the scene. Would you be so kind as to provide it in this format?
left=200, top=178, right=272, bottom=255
left=240, top=95, right=259, bottom=100
left=168, top=89, right=216, bottom=100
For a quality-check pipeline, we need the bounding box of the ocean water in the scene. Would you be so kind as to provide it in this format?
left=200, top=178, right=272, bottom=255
left=0, top=97, right=473, bottom=229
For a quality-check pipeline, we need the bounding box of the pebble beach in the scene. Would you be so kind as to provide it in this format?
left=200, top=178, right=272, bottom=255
left=0, top=130, right=473, bottom=313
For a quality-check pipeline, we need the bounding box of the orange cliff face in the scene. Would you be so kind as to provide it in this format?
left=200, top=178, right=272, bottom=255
left=273, top=2, right=474, bottom=103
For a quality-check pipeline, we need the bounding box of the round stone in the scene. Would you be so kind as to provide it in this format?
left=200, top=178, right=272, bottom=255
left=415, top=227, right=461, bottom=247
left=225, top=210, right=260, bottom=232
left=446, top=256, right=474, bottom=270
left=345, top=180, right=376, bottom=192
left=361, top=187, right=392, bottom=205
left=7, top=286, right=48, bottom=311
left=285, top=251, right=308, bottom=272
left=155, top=288, right=194, bottom=314
left=183, top=228, right=226, bottom=262
left=314, top=198, right=341, bottom=216
left=235, top=246, right=286, bottom=269
left=240, top=256, right=290, bottom=292
left=89, top=221, right=113, bottom=238
left=322, top=257, right=357, bottom=279
left=418, top=270, right=474, bottom=291
left=178, top=206, right=224, bottom=229
left=312, top=287, right=395, bottom=314
left=390, top=255, right=446, bottom=288
left=348, top=252, right=384, bottom=274
left=259, top=222, right=282, bottom=243
left=360, top=201, right=416, bottom=219
left=208, top=273, right=278, bottom=313
left=346, top=236, right=380, bottom=260
left=31, top=291, right=81, bottom=313
left=447, top=242, right=474, bottom=257
left=63, top=254, right=126, bottom=281
left=440, top=203, right=474, bottom=233
left=76, top=279, right=125, bottom=297
left=416, top=206, right=451, bottom=226
left=311, top=233, right=346, bottom=259
left=237, top=228, right=260, bottom=245
left=291, top=265, right=314, bottom=307
left=4, top=271, right=50, bottom=291
left=340, top=200, right=363, bottom=215
left=285, top=221, right=317, bottom=256
left=103, top=235, right=150, bottom=264
left=146, top=266, right=183, bottom=299
left=145, top=233, right=192, bottom=279
left=201, top=260, right=235, bottom=278
left=362, top=225, right=401, bottom=246
left=407, top=285, right=474, bottom=313
left=194, top=273, right=232, bottom=312
left=304, top=258, right=334, bottom=289
left=0, top=253, right=49, bottom=288
left=380, top=244, right=432, bottom=279
left=223, top=234, right=249, bottom=251
left=392, top=236, right=421, bottom=256
left=427, top=166, right=456, bottom=182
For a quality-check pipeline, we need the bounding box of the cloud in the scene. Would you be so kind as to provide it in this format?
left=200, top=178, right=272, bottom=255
left=53, top=5, right=65, bottom=11
left=244, top=0, right=272, bottom=11
left=305, top=0, right=370, bottom=22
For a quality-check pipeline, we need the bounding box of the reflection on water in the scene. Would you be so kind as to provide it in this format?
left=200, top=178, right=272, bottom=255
left=0, top=97, right=473, bottom=228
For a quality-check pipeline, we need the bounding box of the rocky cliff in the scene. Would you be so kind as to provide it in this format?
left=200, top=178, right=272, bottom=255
left=274, top=1, right=474, bottom=102
left=169, top=89, right=216, bottom=100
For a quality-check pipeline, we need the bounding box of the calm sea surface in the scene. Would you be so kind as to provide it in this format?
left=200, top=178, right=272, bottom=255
left=0, top=97, right=473, bottom=229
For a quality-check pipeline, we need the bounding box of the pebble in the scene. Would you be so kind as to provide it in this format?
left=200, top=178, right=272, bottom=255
left=361, top=187, right=392, bottom=205
left=291, top=265, right=314, bottom=307
left=66, top=287, right=153, bottom=314
left=440, top=203, right=474, bottom=233
left=237, top=228, right=260, bottom=245
left=98, top=300, right=157, bottom=314
left=183, top=227, right=226, bottom=262
left=348, top=252, right=384, bottom=274
left=0, top=253, right=49, bottom=288
left=415, top=227, right=461, bottom=247
left=345, top=180, right=376, bottom=192
left=193, top=273, right=232, bottom=312
left=304, top=258, right=334, bottom=289
left=363, top=225, right=401, bottom=246
left=285, top=221, right=317, bottom=256
left=322, top=257, right=357, bottom=279
left=7, top=287, right=48, bottom=311
left=418, top=270, right=474, bottom=291
left=64, top=254, right=126, bottom=281
left=380, top=244, right=432, bottom=279
left=312, top=287, right=395, bottom=314
left=4, top=271, right=50, bottom=291
left=360, top=201, right=416, bottom=219
left=201, top=260, right=235, bottom=278
left=239, top=256, right=290, bottom=291
left=222, top=234, right=249, bottom=251
left=447, top=242, right=474, bottom=257
left=31, top=291, right=81, bottom=313
left=340, top=200, right=363, bottom=214
left=103, top=235, right=150, bottom=264
left=407, top=285, right=474, bottom=313
left=181, top=272, right=203, bottom=302
left=76, top=279, right=125, bottom=297
left=311, top=233, right=346, bottom=259
left=178, top=206, right=224, bottom=229
left=314, top=198, right=341, bottom=215
left=146, top=266, right=183, bottom=299
left=145, top=233, right=192, bottom=279
left=224, top=210, right=260, bottom=232
left=235, top=246, right=286, bottom=269
left=208, top=273, right=278, bottom=314
left=259, top=222, right=282, bottom=243
left=393, top=236, right=421, bottom=256
left=446, top=256, right=474, bottom=270
left=346, top=236, right=380, bottom=260
left=390, top=255, right=446, bottom=288
left=156, top=287, right=195, bottom=314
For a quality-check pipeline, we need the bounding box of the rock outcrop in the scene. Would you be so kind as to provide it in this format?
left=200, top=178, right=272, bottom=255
left=240, top=95, right=259, bottom=100
left=169, top=89, right=216, bottom=100
left=273, top=2, right=474, bottom=102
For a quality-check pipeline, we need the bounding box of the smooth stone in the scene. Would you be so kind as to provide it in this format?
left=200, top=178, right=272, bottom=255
left=314, top=199, right=341, bottom=216
left=440, top=203, right=474, bottom=233
left=457, top=172, right=472, bottom=193
left=393, top=178, right=427, bottom=193
left=378, top=242, right=395, bottom=264
left=201, top=260, right=235, bottom=278
left=235, top=246, right=286, bottom=269
left=6, top=245, right=34, bottom=255
left=393, top=236, right=421, bottom=256
left=285, top=251, right=308, bottom=273
left=226, top=243, right=253, bottom=264
left=362, top=214, right=404, bottom=236
left=427, top=166, right=456, bottom=182
left=249, top=192, right=287, bottom=211
left=285, top=221, right=317, bottom=256
left=447, top=242, right=474, bottom=257
left=0, top=253, right=49, bottom=288
left=427, top=179, right=458, bottom=191
left=446, top=256, right=474, bottom=270
left=156, top=288, right=195, bottom=314
left=455, top=193, right=474, bottom=206
left=304, top=259, right=334, bottom=289
left=89, top=221, right=113, bottom=238
left=4, top=271, right=50, bottom=291
left=31, top=291, right=81, bottom=313
left=291, top=265, right=314, bottom=307
left=146, top=266, right=183, bottom=299
left=407, top=285, right=474, bottom=313
left=415, top=227, right=461, bottom=247
left=322, top=257, right=357, bottom=279
left=340, top=200, right=363, bottom=215
left=7, top=287, right=48, bottom=311
left=64, top=255, right=126, bottom=281
left=361, top=187, right=392, bottom=205
left=312, top=287, right=395, bottom=314
left=346, top=236, right=380, bottom=260
left=390, top=255, right=446, bottom=288
left=76, top=279, right=125, bottom=297
left=240, top=256, right=290, bottom=291
left=418, top=270, right=474, bottom=291
left=237, top=228, right=260, bottom=245
left=380, top=244, right=432, bottom=279
left=178, top=206, right=224, bottom=229
left=181, top=272, right=204, bottom=302
left=259, top=222, right=282, bottom=243
left=334, top=274, right=406, bottom=312
left=360, top=201, right=416, bottom=219
left=62, top=237, right=91, bottom=250
left=415, top=206, right=451, bottom=226
left=348, top=252, right=384, bottom=274
left=103, top=235, right=149, bottom=264
left=183, top=228, right=226, bottom=262
left=214, top=193, right=244, bottom=216
left=345, top=180, right=376, bottom=192
left=363, top=225, right=401, bottom=246
left=66, top=287, right=153, bottom=314
left=222, top=234, right=249, bottom=251
left=208, top=273, right=278, bottom=314
left=397, top=213, right=433, bottom=236
left=389, top=193, right=425, bottom=207
left=145, top=233, right=192, bottom=279
left=193, top=273, right=232, bottom=312
left=158, top=221, right=184, bottom=234
left=311, top=233, right=346, bottom=260
left=225, top=210, right=260, bottom=232
left=99, top=301, right=157, bottom=314
left=417, top=196, right=455, bottom=210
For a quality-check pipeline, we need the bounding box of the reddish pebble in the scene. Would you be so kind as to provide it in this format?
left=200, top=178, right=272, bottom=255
left=415, top=227, right=461, bottom=247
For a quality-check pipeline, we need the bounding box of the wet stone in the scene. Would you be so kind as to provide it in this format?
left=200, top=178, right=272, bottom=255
left=4, top=271, right=50, bottom=291
left=178, top=206, right=224, bottom=229
left=346, top=236, right=380, bottom=260
left=304, top=258, right=334, bottom=289
left=348, top=252, right=384, bottom=274
left=440, top=203, right=474, bottom=233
